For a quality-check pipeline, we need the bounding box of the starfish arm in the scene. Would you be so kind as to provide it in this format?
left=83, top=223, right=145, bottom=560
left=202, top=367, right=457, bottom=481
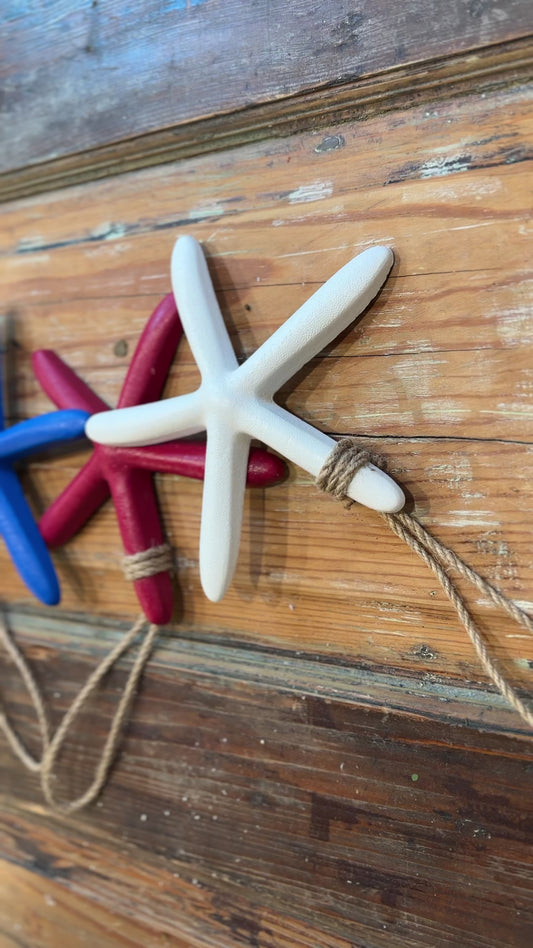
left=86, top=390, right=204, bottom=447
left=119, top=442, right=286, bottom=486
left=244, top=447, right=286, bottom=487
left=0, top=465, right=60, bottom=604
left=171, top=236, right=239, bottom=378
left=113, top=443, right=212, bottom=477
left=199, top=421, right=250, bottom=602
left=108, top=466, right=174, bottom=625
left=118, top=294, right=183, bottom=408
left=0, top=410, right=90, bottom=463
left=39, top=454, right=109, bottom=547
left=32, top=351, right=109, bottom=414
left=241, top=399, right=405, bottom=513
left=238, top=246, right=394, bottom=397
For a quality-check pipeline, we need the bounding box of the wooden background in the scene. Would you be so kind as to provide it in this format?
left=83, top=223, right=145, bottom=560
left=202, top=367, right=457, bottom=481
left=0, top=2, right=532, bottom=946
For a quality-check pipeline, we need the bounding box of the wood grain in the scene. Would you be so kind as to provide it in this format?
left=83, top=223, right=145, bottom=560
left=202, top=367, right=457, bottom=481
left=0, top=48, right=532, bottom=948
left=2, top=35, right=532, bottom=204
left=0, top=860, right=196, bottom=948
left=2, top=0, right=532, bottom=177
left=0, top=610, right=532, bottom=947
left=0, top=83, right=531, bottom=693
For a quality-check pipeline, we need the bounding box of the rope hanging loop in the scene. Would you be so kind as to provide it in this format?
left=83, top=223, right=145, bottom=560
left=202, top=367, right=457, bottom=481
left=0, top=614, right=159, bottom=813
left=317, top=437, right=533, bottom=730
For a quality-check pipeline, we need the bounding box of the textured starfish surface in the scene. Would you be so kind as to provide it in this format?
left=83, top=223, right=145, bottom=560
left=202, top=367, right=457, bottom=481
left=87, top=237, right=404, bottom=602
left=33, top=294, right=285, bottom=623
left=0, top=373, right=87, bottom=604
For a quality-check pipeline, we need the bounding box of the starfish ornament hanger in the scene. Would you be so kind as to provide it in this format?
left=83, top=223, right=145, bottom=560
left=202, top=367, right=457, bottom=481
left=34, top=294, right=284, bottom=623
left=87, top=236, right=405, bottom=602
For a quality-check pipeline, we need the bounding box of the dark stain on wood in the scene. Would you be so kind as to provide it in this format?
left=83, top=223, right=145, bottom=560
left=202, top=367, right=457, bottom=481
left=329, top=12, right=366, bottom=50
left=219, top=912, right=263, bottom=948
left=314, top=134, right=346, bottom=153
left=388, top=143, right=533, bottom=184
left=310, top=794, right=360, bottom=841
left=412, top=644, right=439, bottom=661
left=113, top=340, right=128, bottom=358
left=304, top=695, right=337, bottom=730
left=336, top=858, right=431, bottom=909
left=468, top=0, right=492, bottom=17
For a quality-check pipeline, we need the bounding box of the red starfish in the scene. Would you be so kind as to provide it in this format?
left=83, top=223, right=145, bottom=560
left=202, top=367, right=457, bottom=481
left=33, top=294, right=285, bottom=624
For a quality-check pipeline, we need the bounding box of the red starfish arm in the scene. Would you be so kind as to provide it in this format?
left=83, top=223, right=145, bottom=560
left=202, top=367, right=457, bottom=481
left=32, top=350, right=109, bottom=414
left=113, top=443, right=286, bottom=486
left=39, top=454, right=109, bottom=547
left=118, top=294, right=183, bottom=408
left=107, top=465, right=174, bottom=625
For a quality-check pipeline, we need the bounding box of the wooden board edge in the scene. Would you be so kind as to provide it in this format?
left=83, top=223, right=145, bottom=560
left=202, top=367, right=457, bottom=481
left=0, top=36, right=531, bottom=205
left=6, top=607, right=532, bottom=740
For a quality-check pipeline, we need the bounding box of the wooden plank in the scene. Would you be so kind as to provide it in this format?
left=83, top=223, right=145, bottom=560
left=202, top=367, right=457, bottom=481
left=0, top=860, right=196, bottom=948
left=0, top=84, right=531, bottom=696
left=14, top=436, right=533, bottom=686
left=1, top=0, right=532, bottom=176
left=1, top=37, right=531, bottom=204
left=0, top=617, right=532, bottom=947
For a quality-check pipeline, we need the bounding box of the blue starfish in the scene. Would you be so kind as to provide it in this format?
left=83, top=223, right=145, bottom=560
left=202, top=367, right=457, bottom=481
left=0, top=379, right=88, bottom=604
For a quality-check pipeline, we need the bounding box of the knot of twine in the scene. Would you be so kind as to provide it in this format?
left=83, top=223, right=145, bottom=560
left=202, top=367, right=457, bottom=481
left=122, top=543, right=174, bottom=581
left=316, top=439, right=386, bottom=505
left=317, top=438, right=533, bottom=730
left=0, top=614, right=158, bottom=814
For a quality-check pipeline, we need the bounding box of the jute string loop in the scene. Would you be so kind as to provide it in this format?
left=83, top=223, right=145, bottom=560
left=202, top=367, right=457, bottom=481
left=122, top=543, right=174, bottom=581
left=317, top=438, right=533, bottom=729
left=0, top=616, right=50, bottom=772
left=0, top=614, right=158, bottom=812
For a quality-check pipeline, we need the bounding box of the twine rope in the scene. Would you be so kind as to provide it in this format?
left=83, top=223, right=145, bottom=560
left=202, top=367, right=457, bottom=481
left=0, top=614, right=158, bottom=813
left=316, top=438, right=533, bottom=729
left=122, top=543, right=174, bottom=581
left=0, top=616, right=50, bottom=772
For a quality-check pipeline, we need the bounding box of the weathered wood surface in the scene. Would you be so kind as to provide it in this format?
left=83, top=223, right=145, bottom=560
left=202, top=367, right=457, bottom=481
left=2, top=36, right=532, bottom=206
left=2, top=35, right=532, bottom=204
left=0, top=611, right=532, bottom=948
left=1, top=0, right=532, bottom=177
left=0, top=47, right=533, bottom=948
left=0, top=83, right=532, bottom=692
left=0, top=860, right=191, bottom=948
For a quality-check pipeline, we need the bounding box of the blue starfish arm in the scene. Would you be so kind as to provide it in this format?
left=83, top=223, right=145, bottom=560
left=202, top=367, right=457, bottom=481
left=0, top=464, right=60, bottom=604
left=0, top=372, right=5, bottom=431
left=0, top=410, right=89, bottom=462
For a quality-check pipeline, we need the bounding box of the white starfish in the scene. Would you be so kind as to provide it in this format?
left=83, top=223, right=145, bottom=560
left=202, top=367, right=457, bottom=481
left=86, top=236, right=404, bottom=602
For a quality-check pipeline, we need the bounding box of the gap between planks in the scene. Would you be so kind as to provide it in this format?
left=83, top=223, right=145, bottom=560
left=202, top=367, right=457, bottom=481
left=5, top=608, right=532, bottom=739
left=0, top=36, right=531, bottom=204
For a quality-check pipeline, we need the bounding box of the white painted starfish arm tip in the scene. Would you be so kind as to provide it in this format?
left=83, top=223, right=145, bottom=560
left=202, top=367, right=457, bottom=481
left=201, top=573, right=231, bottom=603
left=171, top=235, right=238, bottom=378
left=85, top=411, right=114, bottom=444
left=369, top=244, right=394, bottom=263
left=347, top=463, right=405, bottom=513
left=356, top=244, right=394, bottom=288
left=198, top=425, right=251, bottom=603
left=173, top=233, right=199, bottom=258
